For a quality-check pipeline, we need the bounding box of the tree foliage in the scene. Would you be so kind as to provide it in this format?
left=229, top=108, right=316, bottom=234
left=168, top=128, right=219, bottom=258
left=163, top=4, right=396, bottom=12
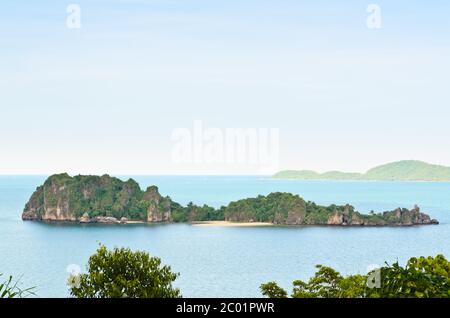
left=367, top=255, right=450, bottom=298
left=260, top=281, right=288, bottom=298
left=70, top=245, right=181, bottom=298
left=261, top=255, right=450, bottom=298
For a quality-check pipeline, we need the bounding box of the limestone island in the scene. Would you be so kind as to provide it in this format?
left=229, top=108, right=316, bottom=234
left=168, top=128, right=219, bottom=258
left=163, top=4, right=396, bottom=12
left=22, top=173, right=439, bottom=226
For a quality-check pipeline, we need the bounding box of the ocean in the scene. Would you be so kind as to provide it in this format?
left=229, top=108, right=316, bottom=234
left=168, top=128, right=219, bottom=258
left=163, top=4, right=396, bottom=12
left=0, top=175, right=449, bottom=297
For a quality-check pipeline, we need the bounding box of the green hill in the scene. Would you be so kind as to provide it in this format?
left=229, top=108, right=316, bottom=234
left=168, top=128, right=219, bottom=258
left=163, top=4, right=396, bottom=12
left=274, top=160, right=450, bottom=181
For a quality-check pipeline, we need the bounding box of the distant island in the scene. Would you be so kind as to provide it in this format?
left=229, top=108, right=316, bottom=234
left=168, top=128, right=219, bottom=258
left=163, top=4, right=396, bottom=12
left=22, top=173, right=438, bottom=226
left=273, top=160, right=450, bottom=181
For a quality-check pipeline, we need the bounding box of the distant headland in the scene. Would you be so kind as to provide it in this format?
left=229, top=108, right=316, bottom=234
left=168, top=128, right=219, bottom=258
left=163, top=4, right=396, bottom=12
left=22, top=173, right=438, bottom=226
left=273, top=160, right=450, bottom=181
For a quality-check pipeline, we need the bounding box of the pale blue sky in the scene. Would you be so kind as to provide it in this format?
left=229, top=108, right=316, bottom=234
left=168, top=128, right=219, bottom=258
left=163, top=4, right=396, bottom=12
left=1, top=1, right=450, bottom=174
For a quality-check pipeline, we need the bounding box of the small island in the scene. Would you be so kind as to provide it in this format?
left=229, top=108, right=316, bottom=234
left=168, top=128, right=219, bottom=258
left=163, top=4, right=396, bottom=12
left=274, top=160, right=450, bottom=181
left=22, top=173, right=439, bottom=226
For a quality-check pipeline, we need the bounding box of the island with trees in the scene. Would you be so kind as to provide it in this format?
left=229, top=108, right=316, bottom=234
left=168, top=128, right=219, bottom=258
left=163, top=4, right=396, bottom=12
left=274, top=160, right=450, bottom=181
left=22, top=173, right=438, bottom=226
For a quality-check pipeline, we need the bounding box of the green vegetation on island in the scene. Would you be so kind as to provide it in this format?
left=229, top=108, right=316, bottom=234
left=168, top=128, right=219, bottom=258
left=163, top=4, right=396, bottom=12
left=274, top=160, right=450, bottom=181
left=22, top=173, right=438, bottom=226
left=261, top=254, right=450, bottom=298
left=218, top=192, right=437, bottom=226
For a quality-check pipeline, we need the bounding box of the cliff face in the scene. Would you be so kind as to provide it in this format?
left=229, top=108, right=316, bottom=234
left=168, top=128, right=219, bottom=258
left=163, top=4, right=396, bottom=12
left=143, top=186, right=172, bottom=222
left=22, top=174, right=172, bottom=223
left=23, top=174, right=439, bottom=226
left=22, top=174, right=76, bottom=221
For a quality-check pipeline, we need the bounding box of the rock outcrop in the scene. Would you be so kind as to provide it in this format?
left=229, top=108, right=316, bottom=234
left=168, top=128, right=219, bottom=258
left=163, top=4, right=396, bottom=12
left=144, top=186, right=172, bottom=222
left=93, top=216, right=120, bottom=224
left=325, top=204, right=438, bottom=226
left=79, top=213, right=91, bottom=223
left=22, top=173, right=172, bottom=223
left=327, top=210, right=344, bottom=225
left=22, top=174, right=77, bottom=222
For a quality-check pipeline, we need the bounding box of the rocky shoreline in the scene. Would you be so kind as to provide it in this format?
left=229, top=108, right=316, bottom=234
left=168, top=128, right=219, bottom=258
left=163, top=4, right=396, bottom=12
left=80, top=215, right=128, bottom=224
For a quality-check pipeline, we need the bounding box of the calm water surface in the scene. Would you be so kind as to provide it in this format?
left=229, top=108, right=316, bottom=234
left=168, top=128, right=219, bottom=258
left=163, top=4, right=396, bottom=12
left=0, top=176, right=449, bottom=297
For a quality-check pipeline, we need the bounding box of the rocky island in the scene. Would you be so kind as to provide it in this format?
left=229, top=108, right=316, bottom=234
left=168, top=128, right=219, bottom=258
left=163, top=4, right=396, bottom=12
left=22, top=173, right=439, bottom=226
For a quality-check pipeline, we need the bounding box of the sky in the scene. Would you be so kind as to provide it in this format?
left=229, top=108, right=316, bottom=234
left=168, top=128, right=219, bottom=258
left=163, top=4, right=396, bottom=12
left=1, top=0, right=450, bottom=175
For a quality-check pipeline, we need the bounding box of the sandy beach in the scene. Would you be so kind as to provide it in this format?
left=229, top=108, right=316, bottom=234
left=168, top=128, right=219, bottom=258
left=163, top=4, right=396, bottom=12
left=124, top=220, right=146, bottom=224
left=190, top=221, right=273, bottom=227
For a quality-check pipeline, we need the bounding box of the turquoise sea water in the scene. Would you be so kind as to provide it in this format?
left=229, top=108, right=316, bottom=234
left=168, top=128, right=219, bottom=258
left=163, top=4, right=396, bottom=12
left=0, top=176, right=449, bottom=297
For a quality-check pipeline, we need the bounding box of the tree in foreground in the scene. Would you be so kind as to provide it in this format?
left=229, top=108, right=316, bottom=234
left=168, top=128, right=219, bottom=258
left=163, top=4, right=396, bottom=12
left=260, top=281, right=288, bottom=298
left=69, top=245, right=181, bottom=298
left=261, top=255, right=450, bottom=298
